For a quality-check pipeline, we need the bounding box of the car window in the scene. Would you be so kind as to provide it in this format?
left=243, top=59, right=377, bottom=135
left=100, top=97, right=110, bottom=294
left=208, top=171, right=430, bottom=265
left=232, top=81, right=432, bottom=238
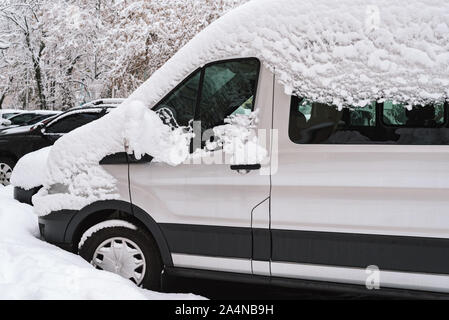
left=9, top=113, right=40, bottom=125
left=153, top=58, right=260, bottom=133
left=154, top=69, right=201, bottom=127
left=289, top=96, right=449, bottom=145
left=27, top=114, right=55, bottom=125
left=2, top=113, right=19, bottom=119
left=295, top=99, right=376, bottom=128
left=45, top=112, right=102, bottom=134
left=198, top=59, right=259, bottom=131
left=383, top=101, right=445, bottom=127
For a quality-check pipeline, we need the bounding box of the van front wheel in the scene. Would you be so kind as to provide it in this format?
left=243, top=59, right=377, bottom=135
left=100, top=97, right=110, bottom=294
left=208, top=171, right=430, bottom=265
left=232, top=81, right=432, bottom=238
left=79, top=225, right=163, bottom=290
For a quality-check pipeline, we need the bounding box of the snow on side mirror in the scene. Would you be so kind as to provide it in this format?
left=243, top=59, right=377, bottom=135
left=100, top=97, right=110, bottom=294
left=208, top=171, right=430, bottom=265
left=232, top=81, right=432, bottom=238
left=29, top=122, right=45, bottom=132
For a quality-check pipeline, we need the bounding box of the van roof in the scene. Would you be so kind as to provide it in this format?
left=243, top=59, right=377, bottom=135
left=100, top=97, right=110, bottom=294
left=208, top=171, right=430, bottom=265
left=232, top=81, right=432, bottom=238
left=127, top=0, right=449, bottom=109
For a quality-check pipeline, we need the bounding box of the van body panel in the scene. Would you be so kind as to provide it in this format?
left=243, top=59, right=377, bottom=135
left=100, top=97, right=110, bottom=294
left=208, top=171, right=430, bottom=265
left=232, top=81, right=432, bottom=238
left=102, top=164, right=131, bottom=204
left=271, top=82, right=449, bottom=239
left=251, top=197, right=271, bottom=275
left=270, top=77, right=449, bottom=292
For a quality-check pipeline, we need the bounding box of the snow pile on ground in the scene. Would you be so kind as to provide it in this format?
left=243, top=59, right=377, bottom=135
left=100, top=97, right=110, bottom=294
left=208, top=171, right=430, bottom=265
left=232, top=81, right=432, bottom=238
left=10, top=146, right=51, bottom=190
left=129, top=0, right=449, bottom=109
left=0, top=186, right=202, bottom=300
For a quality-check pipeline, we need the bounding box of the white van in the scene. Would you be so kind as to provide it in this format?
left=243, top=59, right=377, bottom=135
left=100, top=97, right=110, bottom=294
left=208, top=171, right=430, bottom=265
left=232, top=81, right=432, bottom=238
left=34, top=0, right=449, bottom=297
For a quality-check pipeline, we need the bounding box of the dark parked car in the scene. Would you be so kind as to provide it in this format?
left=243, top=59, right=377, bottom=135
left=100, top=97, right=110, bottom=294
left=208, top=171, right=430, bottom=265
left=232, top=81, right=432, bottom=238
left=0, top=111, right=61, bottom=130
left=0, top=106, right=114, bottom=186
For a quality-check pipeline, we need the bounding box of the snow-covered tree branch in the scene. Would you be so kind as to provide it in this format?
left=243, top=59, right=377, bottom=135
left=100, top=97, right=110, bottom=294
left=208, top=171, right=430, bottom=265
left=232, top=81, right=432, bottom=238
left=0, top=0, right=247, bottom=110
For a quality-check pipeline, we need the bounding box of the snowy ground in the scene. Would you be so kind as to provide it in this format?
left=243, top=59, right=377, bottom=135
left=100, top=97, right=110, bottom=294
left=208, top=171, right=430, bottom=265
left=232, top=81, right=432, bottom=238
left=0, top=185, right=202, bottom=300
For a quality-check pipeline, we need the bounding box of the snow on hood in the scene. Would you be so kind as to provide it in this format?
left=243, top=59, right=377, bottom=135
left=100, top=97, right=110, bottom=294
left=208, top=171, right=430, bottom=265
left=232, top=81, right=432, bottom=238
left=10, top=146, right=51, bottom=190
left=33, top=101, right=264, bottom=216
left=128, top=0, right=449, bottom=108
left=33, top=101, right=195, bottom=216
left=34, top=0, right=449, bottom=216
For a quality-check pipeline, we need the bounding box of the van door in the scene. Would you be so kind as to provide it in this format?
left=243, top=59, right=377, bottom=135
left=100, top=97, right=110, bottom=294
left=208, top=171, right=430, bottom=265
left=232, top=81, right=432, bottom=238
left=270, top=79, right=449, bottom=293
left=130, top=59, right=273, bottom=275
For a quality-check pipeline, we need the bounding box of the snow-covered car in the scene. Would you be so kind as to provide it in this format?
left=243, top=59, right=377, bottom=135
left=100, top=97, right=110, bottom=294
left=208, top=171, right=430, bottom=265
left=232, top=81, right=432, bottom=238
left=0, top=106, right=115, bottom=186
left=0, top=109, right=25, bottom=124
left=0, top=110, right=61, bottom=130
left=10, top=146, right=50, bottom=204
left=81, top=98, right=125, bottom=108
left=34, top=0, right=449, bottom=297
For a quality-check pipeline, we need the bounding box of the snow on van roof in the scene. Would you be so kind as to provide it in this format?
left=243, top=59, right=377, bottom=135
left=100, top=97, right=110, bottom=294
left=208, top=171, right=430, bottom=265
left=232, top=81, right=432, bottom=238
left=128, top=0, right=449, bottom=108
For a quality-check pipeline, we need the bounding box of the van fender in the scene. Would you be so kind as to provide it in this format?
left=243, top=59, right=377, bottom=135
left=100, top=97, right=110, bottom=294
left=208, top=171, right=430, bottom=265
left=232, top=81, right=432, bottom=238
left=64, top=200, right=173, bottom=267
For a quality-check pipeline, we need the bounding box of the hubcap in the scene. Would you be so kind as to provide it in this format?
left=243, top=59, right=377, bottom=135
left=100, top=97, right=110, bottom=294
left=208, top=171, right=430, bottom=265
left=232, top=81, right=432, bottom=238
left=92, top=237, right=147, bottom=286
left=0, top=162, right=12, bottom=186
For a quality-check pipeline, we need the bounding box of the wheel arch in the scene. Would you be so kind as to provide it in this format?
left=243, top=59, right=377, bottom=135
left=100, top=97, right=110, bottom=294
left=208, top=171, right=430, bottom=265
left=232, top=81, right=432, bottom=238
left=65, top=200, right=173, bottom=267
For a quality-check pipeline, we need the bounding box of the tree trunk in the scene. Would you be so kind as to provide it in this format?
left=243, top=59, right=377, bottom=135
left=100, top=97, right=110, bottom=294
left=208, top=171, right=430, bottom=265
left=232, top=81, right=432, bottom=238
left=0, top=93, right=5, bottom=109
left=24, top=18, right=47, bottom=110
left=61, top=56, right=80, bottom=109
left=31, top=41, right=47, bottom=110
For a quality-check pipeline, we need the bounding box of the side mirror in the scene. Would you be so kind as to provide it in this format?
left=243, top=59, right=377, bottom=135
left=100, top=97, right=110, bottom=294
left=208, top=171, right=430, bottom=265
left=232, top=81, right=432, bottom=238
left=35, top=123, right=45, bottom=134
left=29, top=122, right=44, bottom=133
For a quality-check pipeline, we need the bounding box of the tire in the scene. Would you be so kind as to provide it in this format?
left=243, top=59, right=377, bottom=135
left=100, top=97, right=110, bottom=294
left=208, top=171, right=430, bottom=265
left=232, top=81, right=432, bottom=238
left=0, top=156, right=16, bottom=186
left=79, top=225, right=163, bottom=290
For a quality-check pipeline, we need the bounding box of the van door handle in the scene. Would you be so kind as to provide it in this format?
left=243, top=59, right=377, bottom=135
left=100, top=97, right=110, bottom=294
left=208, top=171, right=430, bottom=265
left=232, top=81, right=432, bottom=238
left=230, top=164, right=261, bottom=174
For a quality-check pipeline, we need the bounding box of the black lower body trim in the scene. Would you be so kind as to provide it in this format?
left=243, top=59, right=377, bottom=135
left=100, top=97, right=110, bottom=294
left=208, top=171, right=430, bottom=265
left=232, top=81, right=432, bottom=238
left=160, top=223, right=449, bottom=275
left=163, top=267, right=449, bottom=300
left=14, top=186, right=41, bottom=205
left=271, top=229, right=449, bottom=274
left=38, top=210, right=77, bottom=251
left=160, top=224, right=252, bottom=259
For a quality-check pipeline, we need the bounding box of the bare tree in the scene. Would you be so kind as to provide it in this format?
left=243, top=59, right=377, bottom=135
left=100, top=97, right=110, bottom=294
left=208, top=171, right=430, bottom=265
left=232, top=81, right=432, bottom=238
left=0, top=0, right=247, bottom=110
left=0, top=0, right=47, bottom=109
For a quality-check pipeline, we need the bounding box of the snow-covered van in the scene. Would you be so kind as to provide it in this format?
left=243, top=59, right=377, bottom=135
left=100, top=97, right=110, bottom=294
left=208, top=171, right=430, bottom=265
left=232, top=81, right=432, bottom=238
left=34, top=0, right=449, bottom=297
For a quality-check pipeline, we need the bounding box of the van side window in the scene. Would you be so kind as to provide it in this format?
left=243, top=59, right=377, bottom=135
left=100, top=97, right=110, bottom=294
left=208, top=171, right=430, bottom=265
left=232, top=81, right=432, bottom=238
left=154, top=69, right=201, bottom=127
left=295, top=99, right=376, bottom=129
left=289, top=97, right=377, bottom=144
left=289, top=96, right=449, bottom=145
left=383, top=101, right=445, bottom=127
left=153, top=58, right=260, bottom=132
left=350, top=103, right=376, bottom=127
left=198, top=59, right=260, bottom=131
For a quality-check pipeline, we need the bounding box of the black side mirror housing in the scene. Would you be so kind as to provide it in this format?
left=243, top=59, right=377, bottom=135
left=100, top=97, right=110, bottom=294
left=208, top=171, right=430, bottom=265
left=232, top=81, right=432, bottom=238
left=32, top=123, right=45, bottom=134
